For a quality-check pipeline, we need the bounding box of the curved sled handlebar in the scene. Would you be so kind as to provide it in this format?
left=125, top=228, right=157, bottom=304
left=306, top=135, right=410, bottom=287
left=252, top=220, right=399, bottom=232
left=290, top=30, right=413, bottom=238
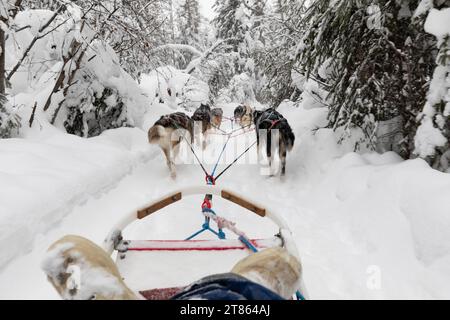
left=137, top=189, right=266, bottom=220
left=103, top=185, right=308, bottom=300
left=104, top=185, right=290, bottom=254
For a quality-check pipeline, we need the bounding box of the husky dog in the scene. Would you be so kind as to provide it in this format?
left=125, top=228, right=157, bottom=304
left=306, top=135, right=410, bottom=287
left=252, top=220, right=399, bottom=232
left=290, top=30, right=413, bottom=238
left=42, top=236, right=303, bottom=300
left=211, top=108, right=224, bottom=129
left=148, top=112, right=194, bottom=179
left=192, top=103, right=213, bottom=150
left=233, top=104, right=254, bottom=128
left=253, top=108, right=295, bottom=176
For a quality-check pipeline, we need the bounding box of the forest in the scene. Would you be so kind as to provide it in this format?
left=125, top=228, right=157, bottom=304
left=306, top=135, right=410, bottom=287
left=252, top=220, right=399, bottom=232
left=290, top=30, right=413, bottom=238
left=0, top=0, right=448, bottom=170
left=0, top=0, right=449, bottom=301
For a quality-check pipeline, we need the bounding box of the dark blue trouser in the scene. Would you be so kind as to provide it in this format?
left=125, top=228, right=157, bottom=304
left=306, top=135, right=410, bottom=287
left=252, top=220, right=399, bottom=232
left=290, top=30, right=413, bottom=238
left=171, top=273, right=284, bottom=300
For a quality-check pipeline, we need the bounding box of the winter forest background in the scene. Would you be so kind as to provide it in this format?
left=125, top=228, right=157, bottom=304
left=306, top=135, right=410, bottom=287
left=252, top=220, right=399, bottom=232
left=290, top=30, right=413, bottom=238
left=0, top=0, right=450, bottom=300
left=0, top=0, right=448, bottom=171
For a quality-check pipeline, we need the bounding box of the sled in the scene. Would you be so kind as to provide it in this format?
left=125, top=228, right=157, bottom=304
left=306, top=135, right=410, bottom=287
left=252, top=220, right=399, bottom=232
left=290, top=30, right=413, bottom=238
left=103, top=185, right=307, bottom=300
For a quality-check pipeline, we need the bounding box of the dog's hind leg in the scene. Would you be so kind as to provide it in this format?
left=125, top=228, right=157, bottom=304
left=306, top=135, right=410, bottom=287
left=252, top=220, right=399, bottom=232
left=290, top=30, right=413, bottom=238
left=266, top=130, right=273, bottom=175
left=256, top=130, right=261, bottom=164
left=280, top=138, right=287, bottom=177
left=162, top=146, right=176, bottom=179
left=266, top=130, right=271, bottom=161
left=202, top=130, right=208, bottom=151
left=202, top=123, right=211, bottom=150
left=173, top=141, right=181, bottom=160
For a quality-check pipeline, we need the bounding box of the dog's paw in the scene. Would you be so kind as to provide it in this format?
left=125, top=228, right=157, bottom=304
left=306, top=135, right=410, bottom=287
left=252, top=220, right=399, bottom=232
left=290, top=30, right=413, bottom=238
left=170, top=171, right=177, bottom=180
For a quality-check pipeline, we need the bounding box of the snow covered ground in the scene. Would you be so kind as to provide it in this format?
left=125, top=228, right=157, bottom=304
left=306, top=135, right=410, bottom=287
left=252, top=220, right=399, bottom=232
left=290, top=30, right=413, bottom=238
left=1, top=102, right=450, bottom=299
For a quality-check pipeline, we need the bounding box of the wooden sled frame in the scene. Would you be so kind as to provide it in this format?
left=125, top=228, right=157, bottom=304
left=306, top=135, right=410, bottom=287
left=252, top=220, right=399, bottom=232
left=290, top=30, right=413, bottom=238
left=103, top=185, right=292, bottom=254
left=102, top=185, right=308, bottom=300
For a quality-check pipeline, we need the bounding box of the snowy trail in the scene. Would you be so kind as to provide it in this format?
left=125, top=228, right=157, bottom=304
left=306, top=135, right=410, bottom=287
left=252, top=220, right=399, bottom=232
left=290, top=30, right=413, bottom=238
left=1, top=104, right=450, bottom=299
left=0, top=115, right=287, bottom=299
left=0, top=141, right=299, bottom=298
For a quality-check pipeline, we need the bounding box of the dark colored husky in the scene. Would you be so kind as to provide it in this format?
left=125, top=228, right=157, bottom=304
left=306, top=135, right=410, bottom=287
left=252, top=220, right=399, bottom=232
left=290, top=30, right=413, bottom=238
left=253, top=108, right=295, bottom=176
left=192, top=103, right=212, bottom=133
left=148, top=112, right=194, bottom=178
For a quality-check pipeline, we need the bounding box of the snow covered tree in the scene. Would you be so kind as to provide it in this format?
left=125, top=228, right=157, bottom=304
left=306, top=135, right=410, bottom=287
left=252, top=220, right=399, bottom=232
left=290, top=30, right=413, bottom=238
left=211, top=0, right=273, bottom=103
left=174, top=0, right=201, bottom=68
left=0, top=0, right=21, bottom=138
left=0, top=95, right=20, bottom=138
left=177, top=0, right=200, bottom=44
left=0, top=2, right=146, bottom=137
left=213, top=0, right=245, bottom=44
left=299, top=0, right=437, bottom=156
left=24, top=0, right=174, bottom=79
left=415, top=5, right=450, bottom=171
left=253, top=1, right=305, bottom=106
left=212, top=0, right=250, bottom=74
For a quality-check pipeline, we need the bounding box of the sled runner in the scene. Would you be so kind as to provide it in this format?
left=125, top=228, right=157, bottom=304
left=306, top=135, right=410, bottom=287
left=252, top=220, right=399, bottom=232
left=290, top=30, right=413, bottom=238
left=103, top=185, right=308, bottom=300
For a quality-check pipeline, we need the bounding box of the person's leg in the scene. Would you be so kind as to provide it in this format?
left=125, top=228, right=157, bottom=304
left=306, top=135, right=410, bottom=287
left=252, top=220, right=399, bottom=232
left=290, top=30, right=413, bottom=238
left=42, top=235, right=138, bottom=300
left=231, top=247, right=302, bottom=299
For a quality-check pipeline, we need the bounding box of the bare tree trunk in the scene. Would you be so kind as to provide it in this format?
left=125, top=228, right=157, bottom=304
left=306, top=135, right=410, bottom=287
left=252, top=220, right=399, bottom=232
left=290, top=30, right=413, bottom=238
left=0, top=28, right=6, bottom=95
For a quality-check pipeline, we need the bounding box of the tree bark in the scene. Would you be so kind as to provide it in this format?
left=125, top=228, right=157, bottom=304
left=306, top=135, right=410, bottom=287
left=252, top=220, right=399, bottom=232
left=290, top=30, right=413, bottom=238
left=0, top=28, right=6, bottom=95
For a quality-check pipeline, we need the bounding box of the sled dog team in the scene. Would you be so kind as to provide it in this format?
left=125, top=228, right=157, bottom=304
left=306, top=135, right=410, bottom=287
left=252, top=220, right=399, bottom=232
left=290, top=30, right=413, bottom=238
left=41, top=105, right=303, bottom=301
left=148, top=103, right=295, bottom=178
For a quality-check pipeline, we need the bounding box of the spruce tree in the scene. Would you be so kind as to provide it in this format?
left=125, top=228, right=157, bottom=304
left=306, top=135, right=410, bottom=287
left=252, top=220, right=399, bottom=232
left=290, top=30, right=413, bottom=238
left=0, top=0, right=20, bottom=138
left=212, top=0, right=249, bottom=73
left=178, top=0, right=200, bottom=44
left=415, top=4, right=450, bottom=171
left=175, top=0, right=201, bottom=68
left=299, top=0, right=436, bottom=156
left=254, top=0, right=305, bottom=106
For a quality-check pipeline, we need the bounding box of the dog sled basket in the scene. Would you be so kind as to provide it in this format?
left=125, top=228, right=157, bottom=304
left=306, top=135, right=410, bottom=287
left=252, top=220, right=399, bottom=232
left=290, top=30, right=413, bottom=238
left=103, top=185, right=304, bottom=300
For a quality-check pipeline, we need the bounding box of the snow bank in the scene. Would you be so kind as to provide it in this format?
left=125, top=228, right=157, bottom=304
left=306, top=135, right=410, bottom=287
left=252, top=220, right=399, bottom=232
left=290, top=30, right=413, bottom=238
left=0, top=127, right=155, bottom=270
left=276, top=101, right=450, bottom=299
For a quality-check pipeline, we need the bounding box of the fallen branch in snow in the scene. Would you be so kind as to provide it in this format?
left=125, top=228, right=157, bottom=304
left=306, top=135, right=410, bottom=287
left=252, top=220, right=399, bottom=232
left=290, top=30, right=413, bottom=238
left=6, top=5, right=67, bottom=81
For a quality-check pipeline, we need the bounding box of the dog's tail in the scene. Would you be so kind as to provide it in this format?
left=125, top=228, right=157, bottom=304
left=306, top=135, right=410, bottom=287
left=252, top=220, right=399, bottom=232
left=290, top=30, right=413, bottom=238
left=281, top=127, right=295, bottom=152
left=148, top=125, right=167, bottom=144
